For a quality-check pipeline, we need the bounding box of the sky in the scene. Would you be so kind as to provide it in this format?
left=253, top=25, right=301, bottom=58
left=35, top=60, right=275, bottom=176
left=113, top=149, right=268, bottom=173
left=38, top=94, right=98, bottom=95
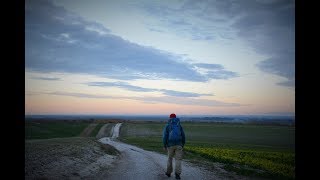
left=25, top=0, right=295, bottom=116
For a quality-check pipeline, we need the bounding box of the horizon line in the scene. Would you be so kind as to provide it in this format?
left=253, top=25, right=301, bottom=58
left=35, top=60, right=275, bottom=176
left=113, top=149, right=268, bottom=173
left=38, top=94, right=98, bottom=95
left=25, top=113, right=295, bottom=117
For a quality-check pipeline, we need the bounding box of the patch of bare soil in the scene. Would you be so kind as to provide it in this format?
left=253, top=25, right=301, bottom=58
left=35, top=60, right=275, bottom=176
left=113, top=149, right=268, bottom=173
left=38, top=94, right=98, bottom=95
left=79, top=123, right=98, bottom=137
left=25, top=137, right=119, bottom=179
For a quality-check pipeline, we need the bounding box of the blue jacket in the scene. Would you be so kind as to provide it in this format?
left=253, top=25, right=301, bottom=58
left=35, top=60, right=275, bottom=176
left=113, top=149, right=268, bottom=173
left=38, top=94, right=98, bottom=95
left=162, top=118, right=185, bottom=148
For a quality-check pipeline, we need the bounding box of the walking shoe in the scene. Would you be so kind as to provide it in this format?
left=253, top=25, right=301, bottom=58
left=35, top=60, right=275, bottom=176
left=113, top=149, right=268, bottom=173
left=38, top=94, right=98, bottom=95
left=175, top=173, right=181, bottom=179
left=165, top=172, right=171, bottom=177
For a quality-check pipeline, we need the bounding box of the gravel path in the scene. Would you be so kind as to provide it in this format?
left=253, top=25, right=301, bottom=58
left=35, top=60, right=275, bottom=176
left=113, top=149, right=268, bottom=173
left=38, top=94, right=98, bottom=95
left=26, top=123, right=261, bottom=180
left=98, top=123, right=233, bottom=180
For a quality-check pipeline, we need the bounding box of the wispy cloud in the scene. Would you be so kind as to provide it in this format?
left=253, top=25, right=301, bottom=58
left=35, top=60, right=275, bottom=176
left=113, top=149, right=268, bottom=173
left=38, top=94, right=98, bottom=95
left=138, top=1, right=235, bottom=41
left=276, top=80, right=294, bottom=87
left=193, top=63, right=224, bottom=70
left=206, top=70, right=239, bottom=80
left=25, top=0, right=237, bottom=83
left=131, top=96, right=242, bottom=107
left=256, top=53, right=295, bottom=87
left=87, top=81, right=212, bottom=97
left=47, top=91, right=117, bottom=99
left=160, top=89, right=211, bottom=97
left=227, top=0, right=295, bottom=86
left=87, top=82, right=156, bottom=92
left=193, top=63, right=239, bottom=79
left=138, top=0, right=294, bottom=87
left=32, top=77, right=61, bottom=81
left=32, top=91, right=241, bottom=107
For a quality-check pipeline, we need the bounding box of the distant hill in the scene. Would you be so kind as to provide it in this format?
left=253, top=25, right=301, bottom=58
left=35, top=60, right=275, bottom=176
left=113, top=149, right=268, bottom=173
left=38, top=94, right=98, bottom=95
left=25, top=114, right=295, bottom=126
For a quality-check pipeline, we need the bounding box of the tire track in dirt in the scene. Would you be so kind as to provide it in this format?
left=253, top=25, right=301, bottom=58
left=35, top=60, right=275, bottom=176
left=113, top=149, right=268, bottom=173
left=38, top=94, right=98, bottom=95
left=111, top=123, right=122, bottom=139
left=79, top=123, right=98, bottom=137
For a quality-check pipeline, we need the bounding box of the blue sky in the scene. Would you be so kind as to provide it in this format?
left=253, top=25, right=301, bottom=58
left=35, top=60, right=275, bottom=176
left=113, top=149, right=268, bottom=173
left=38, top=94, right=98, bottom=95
left=25, top=0, right=295, bottom=115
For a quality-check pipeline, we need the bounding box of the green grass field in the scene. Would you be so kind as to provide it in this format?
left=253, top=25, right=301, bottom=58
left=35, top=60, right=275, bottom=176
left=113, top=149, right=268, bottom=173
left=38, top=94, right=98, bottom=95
left=25, top=121, right=92, bottom=139
left=25, top=120, right=295, bottom=179
left=119, top=122, right=295, bottom=179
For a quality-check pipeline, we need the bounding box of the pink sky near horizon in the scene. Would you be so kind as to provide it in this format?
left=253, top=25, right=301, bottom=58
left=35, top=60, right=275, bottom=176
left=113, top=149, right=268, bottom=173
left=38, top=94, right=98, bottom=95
left=25, top=94, right=294, bottom=116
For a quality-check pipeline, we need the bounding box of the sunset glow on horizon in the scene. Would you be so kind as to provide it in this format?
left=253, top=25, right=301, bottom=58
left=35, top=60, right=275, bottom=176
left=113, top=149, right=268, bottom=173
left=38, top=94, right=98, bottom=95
left=25, top=0, right=295, bottom=116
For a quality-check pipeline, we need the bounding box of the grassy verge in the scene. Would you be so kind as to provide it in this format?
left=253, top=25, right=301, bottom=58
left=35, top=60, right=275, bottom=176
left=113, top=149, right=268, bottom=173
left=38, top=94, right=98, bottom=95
left=119, top=122, right=295, bottom=179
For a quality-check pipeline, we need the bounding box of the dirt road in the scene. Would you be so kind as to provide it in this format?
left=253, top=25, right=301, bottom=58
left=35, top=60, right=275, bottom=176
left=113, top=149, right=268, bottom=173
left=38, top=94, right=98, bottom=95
left=98, top=123, right=233, bottom=180
left=26, top=122, right=258, bottom=179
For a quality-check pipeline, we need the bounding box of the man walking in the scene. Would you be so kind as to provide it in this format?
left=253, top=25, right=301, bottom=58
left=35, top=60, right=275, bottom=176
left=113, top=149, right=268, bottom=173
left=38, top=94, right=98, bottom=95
left=162, top=113, right=186, bottom=179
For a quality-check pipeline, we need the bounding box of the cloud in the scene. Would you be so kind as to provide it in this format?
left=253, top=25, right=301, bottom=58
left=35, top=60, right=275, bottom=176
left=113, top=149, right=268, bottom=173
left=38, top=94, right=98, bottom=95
left=138, top=0, right=295, bottom=87
left=25, top=0, right=237, bottom=83
left=131, top=96, right=242, bottom=107
left=87, top=82, right=156, bottom=92
left=193, top=63, right=239, bottom=79
left=32, top=77, right=61, bottom=81
left=226, top=0, right=295, bottom=87
left=256, top=53, right=295, bottom=87
left=47, top=91, right=116, bottom=99
left=139, top=1, right=224, bottom=41
left=206, top=70, right=239, bottom=80
left=25, top=91, right=43, bottom=96
left=159, top=89, right=211, bottom=97
left=34, top=91, right=241, bottom=107
left=276, top=80, right=294, bottom=87
left=87, top=81, right=212, bottom=97
left=193, top=63, right=224, bottom=70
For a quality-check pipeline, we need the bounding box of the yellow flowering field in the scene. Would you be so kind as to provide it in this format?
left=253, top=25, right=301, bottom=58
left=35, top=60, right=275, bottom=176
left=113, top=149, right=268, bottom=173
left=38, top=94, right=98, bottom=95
left=185, top=146, right=295, bottom=179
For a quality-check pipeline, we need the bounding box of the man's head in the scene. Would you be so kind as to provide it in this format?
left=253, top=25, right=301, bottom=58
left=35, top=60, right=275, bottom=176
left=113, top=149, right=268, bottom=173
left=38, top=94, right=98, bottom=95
left=169, top=113, right=176, bottom=118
